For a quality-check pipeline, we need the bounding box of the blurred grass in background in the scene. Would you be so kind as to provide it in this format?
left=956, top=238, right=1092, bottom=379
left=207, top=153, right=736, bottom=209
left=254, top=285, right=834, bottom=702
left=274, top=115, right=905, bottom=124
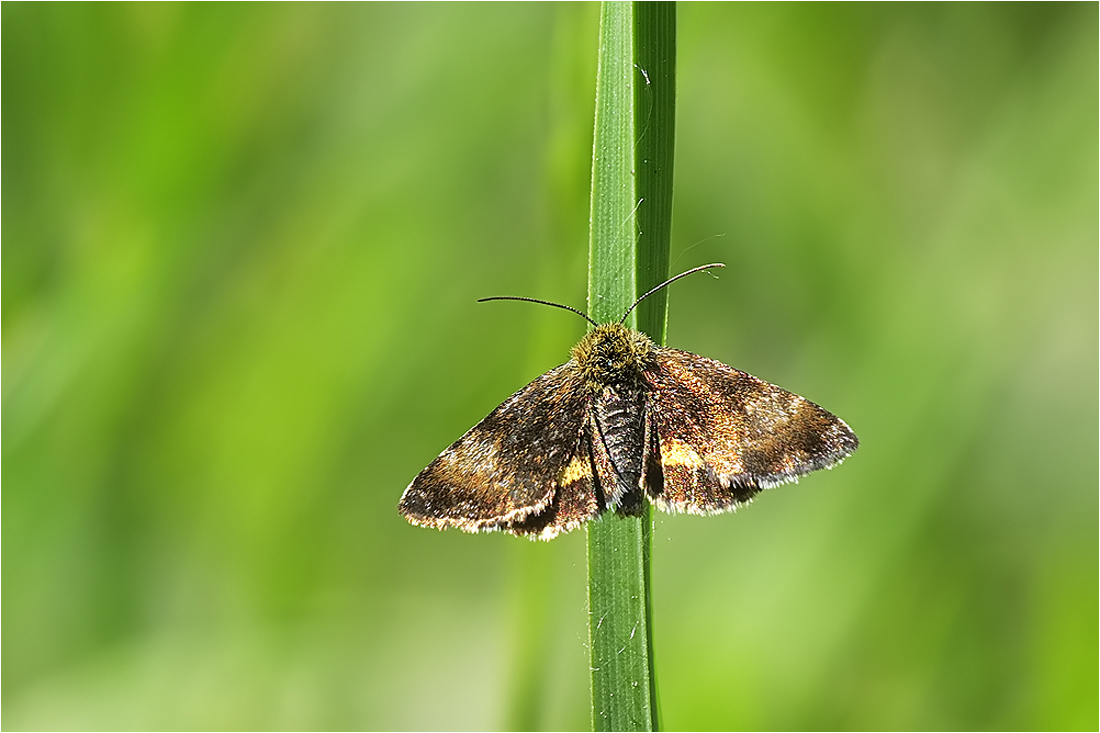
left=3, top=3, right=1096, bottom=730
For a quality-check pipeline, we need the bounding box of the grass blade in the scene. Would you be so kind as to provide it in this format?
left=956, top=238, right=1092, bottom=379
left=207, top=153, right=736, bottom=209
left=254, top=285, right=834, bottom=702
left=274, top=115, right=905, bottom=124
left=586, top=3, right=675, bottom=731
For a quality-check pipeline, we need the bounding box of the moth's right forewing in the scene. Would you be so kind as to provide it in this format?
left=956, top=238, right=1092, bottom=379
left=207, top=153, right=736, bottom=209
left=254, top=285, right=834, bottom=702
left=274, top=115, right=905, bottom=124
left=399, top=363, right=591, bottom=533
left=645, top=348, right=858, bottom=515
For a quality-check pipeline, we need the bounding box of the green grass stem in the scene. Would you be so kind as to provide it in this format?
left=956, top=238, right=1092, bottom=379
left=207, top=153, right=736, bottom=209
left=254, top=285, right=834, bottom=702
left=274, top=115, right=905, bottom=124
left=586, top=3, right=676, bottom=731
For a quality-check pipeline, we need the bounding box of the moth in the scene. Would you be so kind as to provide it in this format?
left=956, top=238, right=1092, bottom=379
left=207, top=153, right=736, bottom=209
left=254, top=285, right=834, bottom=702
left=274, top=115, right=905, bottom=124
left=399, top=263, right=859, bottom=540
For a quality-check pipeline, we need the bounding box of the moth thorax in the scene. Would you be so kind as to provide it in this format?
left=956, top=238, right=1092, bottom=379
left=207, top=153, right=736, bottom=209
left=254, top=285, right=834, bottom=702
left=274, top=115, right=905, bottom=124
left=571, top=322, right=655, bottom=392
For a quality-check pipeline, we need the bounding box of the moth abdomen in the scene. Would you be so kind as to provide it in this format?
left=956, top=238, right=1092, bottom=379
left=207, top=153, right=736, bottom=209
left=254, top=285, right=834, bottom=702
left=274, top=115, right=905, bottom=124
left=592, top=385, right=648, bottom=503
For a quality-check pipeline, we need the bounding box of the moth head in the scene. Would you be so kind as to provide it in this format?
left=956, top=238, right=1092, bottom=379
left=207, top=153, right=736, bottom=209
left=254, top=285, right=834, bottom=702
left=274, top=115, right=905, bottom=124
left=571, top=323, right=655, bottom=392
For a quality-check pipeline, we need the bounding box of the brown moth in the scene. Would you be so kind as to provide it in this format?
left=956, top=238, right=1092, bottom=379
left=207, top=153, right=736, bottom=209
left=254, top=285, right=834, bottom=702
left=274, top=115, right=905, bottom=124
left=399, top=264, right=859, bottom=540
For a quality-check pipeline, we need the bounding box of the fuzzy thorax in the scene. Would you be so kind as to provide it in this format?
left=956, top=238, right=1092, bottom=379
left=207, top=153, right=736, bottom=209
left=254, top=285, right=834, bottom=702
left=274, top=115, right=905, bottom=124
left=570, top=323, right=656, bottom=392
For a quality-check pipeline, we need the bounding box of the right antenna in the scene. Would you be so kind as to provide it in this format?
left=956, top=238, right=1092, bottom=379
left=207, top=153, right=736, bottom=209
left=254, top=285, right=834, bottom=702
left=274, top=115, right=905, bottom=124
left=618, top=262, right=726, bottom=324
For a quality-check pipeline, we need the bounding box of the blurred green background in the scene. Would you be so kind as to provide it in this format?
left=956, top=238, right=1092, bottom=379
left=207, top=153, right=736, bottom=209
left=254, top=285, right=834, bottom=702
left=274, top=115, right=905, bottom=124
left=4, top=3, right=1096, bottom=730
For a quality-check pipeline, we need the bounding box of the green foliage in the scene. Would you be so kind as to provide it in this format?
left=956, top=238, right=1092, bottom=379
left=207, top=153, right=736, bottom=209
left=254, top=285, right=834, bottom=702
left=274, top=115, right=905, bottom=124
left=3, top=3, right=1097, bottom=730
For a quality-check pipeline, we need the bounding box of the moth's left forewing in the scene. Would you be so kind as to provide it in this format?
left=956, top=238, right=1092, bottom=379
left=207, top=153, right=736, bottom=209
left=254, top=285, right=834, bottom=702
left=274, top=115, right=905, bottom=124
left=399, top=363, right=595, bottom=535
left=644, top=348, right=858, bottom=515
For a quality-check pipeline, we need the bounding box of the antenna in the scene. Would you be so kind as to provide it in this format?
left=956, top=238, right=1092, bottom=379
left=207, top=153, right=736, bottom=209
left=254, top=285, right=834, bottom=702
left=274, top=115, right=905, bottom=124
left=477, top=296, right=599, bottom=327
left=478, top=262, right=726, bottom=328
left=618, top=262, right=725, bottom=324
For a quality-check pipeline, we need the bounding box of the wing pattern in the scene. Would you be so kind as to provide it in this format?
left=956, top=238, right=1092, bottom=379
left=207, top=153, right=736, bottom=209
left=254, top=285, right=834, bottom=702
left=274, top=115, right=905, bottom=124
left=645, top=348, right=859, bottom=514
left=399, top=363, right=595, bottom=536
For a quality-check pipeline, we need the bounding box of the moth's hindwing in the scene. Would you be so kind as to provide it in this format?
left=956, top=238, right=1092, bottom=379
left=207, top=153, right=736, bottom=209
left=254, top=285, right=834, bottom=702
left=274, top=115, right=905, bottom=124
left=398, top=363, right=594, bottom=538
left=502, top=422, right=600, bottom=539
left=645, top=348, right=860, bottom=514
